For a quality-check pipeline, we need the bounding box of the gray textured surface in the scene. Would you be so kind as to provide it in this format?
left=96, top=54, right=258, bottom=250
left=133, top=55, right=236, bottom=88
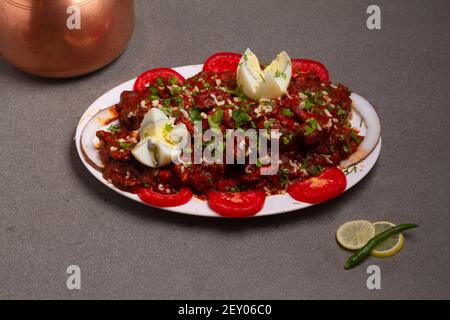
left=1, top=0, right=449, bottom=299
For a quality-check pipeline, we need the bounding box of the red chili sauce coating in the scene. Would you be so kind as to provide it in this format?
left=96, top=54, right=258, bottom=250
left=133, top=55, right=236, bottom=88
left=95, top=71, right=362, bottom=198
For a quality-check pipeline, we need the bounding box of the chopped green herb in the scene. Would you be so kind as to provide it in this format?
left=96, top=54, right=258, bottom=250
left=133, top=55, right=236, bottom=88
left=350, top=131, right=362, bottom=143
left=207, top=109, right=224, bottom=129
left=188, top=108, right=202, bottom=122
left=278, top=168, right=289, bottom=185
left=169, top=76, right=178, bottom=85
left=164, top=123, right=173, bottom=133
left=256, top=159, right=263, bottom=167
left=159, top=105, right=173, bottom=116
left=155, top=77, right=164, bottom=87
left=264, top=119, right=275, bottom=129
left=303, top=119, right=318, bottom=136
left=203, top=81, right=211, bottom=89
left=282, top=133, right=294, bottom=145
left=303, top=100, right=315, bottom=111
left=107, top=124, right=121, bottom=134
left=229, top=186, right=240, bottom=193
left=118, top=141, right=133, bottom=150
left=170, top=86, right=181, bottom=94
left=337, top=106, right=346, bottom=116
left=148, top=86, right=158, bottom=95
left=307, top=165, right=323, bottom=176
left=172, top=96, right=184, bottom=107
left=232, top=106, right=251, bottom=128
left=282, top=108, right=294, bottom=117
left=275, top=70, right=287, bottom=79
left=259, top=74, right=266, bottom=82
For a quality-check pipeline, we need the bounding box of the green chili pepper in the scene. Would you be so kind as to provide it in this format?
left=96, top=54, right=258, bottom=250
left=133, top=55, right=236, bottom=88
left=344, top=223, right=418, bottom=270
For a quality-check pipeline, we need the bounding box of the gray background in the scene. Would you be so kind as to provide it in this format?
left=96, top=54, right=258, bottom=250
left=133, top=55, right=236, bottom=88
left=1, top=0, right=449, bottom=299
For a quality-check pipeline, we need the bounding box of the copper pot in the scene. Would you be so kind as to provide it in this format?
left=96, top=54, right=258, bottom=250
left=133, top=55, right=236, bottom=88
left=0, top=0, right=134, bottom=78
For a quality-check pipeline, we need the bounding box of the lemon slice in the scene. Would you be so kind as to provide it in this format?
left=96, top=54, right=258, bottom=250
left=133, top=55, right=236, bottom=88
left=370, top=221, right=405, bottom=257
left=336, top=220, right=376, bottom=250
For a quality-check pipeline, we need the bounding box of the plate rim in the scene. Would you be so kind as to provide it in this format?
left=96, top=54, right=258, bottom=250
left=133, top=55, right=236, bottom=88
left=75, top=64, right=382, bottom=218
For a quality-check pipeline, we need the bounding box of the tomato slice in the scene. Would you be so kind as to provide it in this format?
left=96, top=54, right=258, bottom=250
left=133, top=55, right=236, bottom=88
left=134, top=68, right=185, bottom=91
left=203, top=52, right=242, bottom=73
left=208, top=191, right=266, bottom=217
left=288, top=167, right=346, bottom=204
left=137, top=187, right=193, bottom=207
left=291, top=59, right=329, bottom=81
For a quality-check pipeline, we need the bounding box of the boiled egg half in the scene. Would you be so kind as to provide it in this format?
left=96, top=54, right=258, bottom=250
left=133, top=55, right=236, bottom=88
left=237, top=48, right=292, bottom=100
left=132, top=108, right=188, bottom=167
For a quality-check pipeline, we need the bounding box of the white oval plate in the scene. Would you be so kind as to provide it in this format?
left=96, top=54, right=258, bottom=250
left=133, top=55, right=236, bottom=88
left=75, top=64, right=381, bottom=218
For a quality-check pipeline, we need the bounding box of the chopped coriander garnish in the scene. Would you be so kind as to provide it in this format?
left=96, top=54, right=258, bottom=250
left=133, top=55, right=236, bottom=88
left=282, top=133, right=294, bottom=145
left=159, top=105, right=173, bottom=116
left=207, top=109, right=224, bottom=129
left=155, top=77, right=164, bottom=87
left=264, top=119, right=275, bottom=129
left=259, top=74, right=266, bottom=82
left=278, top=168, right=289, bottom=185
left=118, top=141, right=133, bottom=149
left=232, top=106, right=251, bottom=128
left=307, top=165, right=323, bottom=176
left=169, top=76, right=178, bottom=85
left=107, top=124, right=121, bottom=134
left=282, top=108, right=294, bottom=117
left=337, top=106, right=346, bottom=116
left=188, top=108, right=202, bottom=122
left=303, top=119, right=318, bottom=136
left=303, top=100, right=315, bottom=111
left=170, top=86, right=181, bottom=94
left=229, top=186, right=240, bottom=193
left=148, top=86, right=158, bottom=95
left=164, top=123, right=173, bottom=133
left=203, top=81, right=211, bottom=89
left=275, top=70, right=287, bottom=79
left=172, top=96, right=183, bottom=107
left=256, top=159, right=263, bottom=167
left=350, top=131, right=362, bottom=143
